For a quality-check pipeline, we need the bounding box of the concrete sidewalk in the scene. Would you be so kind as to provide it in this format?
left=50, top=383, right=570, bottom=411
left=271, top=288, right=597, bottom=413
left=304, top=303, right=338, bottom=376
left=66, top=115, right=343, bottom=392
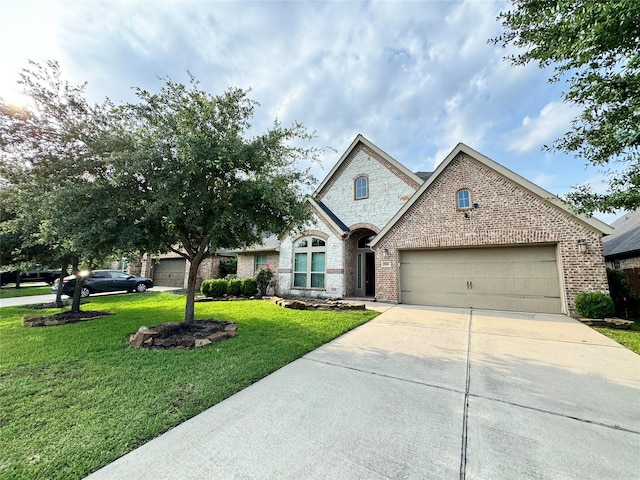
left=85, top=305, right=640, bottom=479
left=0, top=286, right=181, bottom=308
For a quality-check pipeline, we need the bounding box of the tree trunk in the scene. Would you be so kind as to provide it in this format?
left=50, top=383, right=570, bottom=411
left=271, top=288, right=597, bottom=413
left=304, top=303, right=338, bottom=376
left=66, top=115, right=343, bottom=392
left=55, top=265, right=65, bottom=308
left=70, top=259, right=82, bottom=314
left=183, top=257, right=203, bottom=325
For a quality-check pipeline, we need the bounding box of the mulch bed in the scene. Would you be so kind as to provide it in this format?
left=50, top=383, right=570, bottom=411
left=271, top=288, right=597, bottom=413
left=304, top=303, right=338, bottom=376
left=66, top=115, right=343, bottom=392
left=130, top=320, right=237, bottom=349
left=22, top=310, right=113, bottom=327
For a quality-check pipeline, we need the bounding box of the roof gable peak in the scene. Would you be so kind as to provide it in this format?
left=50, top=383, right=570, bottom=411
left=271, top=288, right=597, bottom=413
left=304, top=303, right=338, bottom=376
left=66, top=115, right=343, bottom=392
left=314, top=134, right=423, bottom=198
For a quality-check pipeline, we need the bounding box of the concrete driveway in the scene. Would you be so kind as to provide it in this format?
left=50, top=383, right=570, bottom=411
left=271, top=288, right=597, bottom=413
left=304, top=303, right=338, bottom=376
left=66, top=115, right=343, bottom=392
left=86, top=305, right=640, bottom=479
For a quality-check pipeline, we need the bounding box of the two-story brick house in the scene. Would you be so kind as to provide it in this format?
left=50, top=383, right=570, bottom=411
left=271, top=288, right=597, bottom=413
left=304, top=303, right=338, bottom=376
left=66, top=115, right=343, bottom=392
left=236, top=134, right=612, bottom=315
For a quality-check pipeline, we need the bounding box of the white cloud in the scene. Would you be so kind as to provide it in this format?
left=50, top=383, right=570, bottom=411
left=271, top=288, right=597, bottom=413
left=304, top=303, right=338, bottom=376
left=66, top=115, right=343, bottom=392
left=1, top=0, right=591, bottom=199
left=507, top=101, right=580, bottom=153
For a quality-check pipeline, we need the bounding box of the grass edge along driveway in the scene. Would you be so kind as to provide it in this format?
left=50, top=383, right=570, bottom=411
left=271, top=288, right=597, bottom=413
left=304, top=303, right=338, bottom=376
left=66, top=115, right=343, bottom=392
left=0, top=293, right=378, bottom=480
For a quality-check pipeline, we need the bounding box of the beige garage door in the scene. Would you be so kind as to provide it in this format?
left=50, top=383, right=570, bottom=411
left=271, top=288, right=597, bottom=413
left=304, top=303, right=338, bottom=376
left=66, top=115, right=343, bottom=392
left=153, top=258, right=186, bottom=287
left=400, top=245, right=561, bottom=313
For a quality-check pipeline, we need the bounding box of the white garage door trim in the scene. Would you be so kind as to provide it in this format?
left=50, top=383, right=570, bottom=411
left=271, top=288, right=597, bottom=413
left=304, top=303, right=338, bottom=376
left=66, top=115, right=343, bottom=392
left=399, top=244, right=562, bottom=314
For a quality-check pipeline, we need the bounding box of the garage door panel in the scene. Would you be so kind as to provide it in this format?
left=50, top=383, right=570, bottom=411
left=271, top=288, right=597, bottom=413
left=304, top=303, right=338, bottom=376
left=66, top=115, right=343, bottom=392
left=399, top=245, right=561, bottom=314
left=153, top=259, right=187, bottom=287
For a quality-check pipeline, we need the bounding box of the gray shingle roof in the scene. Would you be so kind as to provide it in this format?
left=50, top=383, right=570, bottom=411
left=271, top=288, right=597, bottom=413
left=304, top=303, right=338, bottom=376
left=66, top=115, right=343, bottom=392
left=315, top=200, right=350, bottom=233
left=603, top=210, right=640, bottom=258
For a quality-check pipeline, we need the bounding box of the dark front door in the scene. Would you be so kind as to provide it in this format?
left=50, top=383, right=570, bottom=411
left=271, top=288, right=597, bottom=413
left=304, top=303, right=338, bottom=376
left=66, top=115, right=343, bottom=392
left=355, top=251, right=375, bottom=297
left=365, top=252, right=375, bottom=296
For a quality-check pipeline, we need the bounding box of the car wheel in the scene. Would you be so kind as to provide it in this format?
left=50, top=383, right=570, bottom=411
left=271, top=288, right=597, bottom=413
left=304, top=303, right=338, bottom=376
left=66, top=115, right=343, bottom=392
left=135, top=282, right=147, bottom=293
left=80, top=287, right=91, bottom=298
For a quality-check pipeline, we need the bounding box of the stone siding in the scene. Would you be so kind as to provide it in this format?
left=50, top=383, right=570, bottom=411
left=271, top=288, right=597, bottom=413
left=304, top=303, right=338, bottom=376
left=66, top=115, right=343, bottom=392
left=318, top=145, right=419, bottom=230
left=279, top=219, right=344, bottom=298
left=374, top=154, right=608, bottom=314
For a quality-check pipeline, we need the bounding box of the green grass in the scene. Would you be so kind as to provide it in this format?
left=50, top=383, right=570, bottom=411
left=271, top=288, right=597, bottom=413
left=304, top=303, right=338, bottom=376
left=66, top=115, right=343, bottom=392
left=594, top=320, right=640, bottom=355
left=0, top=293, right=378, bottom=479
left=0, top=285, right=52, bottom=298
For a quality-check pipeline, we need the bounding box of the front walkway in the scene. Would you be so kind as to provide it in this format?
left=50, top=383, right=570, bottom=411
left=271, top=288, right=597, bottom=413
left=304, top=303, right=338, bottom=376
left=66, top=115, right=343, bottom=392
left=86, top=305, right=640, bottom=479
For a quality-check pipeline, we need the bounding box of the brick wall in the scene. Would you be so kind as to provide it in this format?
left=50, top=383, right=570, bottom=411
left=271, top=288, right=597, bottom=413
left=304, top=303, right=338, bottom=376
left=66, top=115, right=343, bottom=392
left=374, top=153, right=609, bottom=314
left=236, top=252, right=279, bottom=279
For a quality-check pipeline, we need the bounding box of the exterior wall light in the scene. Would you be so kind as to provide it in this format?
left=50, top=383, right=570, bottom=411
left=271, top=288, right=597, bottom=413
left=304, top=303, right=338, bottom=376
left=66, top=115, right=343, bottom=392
left=577, top=239, right=588, bottom=253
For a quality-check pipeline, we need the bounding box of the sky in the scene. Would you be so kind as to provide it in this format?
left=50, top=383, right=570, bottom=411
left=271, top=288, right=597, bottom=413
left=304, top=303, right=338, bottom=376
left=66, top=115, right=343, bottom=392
left=0, top=0, right=621, bottom=224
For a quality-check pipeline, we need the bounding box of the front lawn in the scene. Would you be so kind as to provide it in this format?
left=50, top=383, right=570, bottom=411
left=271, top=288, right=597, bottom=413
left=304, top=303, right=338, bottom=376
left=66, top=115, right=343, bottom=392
left=594, top=320, right=640, bottom=355
left=0, top=293, right=377, bottom=480
left=0, top=285, right=52, bottom=298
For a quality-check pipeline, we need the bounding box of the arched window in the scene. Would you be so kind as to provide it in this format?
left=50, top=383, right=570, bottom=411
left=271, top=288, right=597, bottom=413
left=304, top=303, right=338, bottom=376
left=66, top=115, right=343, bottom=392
left=293, top=237, right=326, bottom=289
left=355, top=176, right=368, bottom=199
left=457, top=189, right=471, bottom=209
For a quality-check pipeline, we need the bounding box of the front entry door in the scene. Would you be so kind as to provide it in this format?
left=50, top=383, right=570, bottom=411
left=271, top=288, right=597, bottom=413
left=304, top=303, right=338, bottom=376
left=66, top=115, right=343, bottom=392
left=355, top=252, right=375, bottom=297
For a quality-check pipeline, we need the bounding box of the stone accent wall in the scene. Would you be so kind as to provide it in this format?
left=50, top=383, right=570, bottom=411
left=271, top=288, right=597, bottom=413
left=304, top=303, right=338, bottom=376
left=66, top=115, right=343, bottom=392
left=374, top=154, right=608, bottom=314
left=279, top=218, right=344, bottom=298
left=318, top=145, right=420, bottom=230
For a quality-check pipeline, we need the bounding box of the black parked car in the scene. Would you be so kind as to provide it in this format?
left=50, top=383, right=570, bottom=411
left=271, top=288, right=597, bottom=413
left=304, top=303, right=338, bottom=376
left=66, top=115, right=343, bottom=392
left=1, top=269, right=60, bottom=286
left=52, top=270, right=154, bottom=298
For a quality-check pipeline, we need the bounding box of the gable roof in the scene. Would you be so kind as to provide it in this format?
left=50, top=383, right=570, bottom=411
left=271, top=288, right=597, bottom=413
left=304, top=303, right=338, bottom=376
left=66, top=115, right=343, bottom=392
left=313, top=199, right=350, bottom=233
left=603, top=209, right=640, bottom=258
left=314, top=134, right=424, bottom=197
left=308, top=197, right=350, bottom=236
left=371, top=143, right=613, bottom=247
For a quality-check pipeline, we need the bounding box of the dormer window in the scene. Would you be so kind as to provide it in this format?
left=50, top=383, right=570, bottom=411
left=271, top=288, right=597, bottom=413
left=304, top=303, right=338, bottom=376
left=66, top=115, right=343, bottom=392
left=457, top=189, right=471, bottom=209
left=355, top=176, right=368, bottom=200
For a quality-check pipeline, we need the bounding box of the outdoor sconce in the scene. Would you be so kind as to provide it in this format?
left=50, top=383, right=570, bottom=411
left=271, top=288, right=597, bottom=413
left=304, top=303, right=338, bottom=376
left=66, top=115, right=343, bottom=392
left=577, top=239, right=588, bottom=254
left=382, top=248, right=389, bottom=257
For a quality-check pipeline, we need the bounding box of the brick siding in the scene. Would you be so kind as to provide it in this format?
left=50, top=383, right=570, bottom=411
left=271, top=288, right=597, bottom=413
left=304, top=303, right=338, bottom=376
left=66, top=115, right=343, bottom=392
left=374, top=153, right=609, bottom=314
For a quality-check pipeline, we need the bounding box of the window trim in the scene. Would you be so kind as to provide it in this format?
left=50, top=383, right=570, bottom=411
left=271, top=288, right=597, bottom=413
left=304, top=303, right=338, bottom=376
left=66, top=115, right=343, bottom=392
left=293, top=236, right=326, bottom=289
left=457, top=189, right=471, bottom=209
left=354, top=175, right=369, bottom=200
left=254, top=253, right=268, bottom=272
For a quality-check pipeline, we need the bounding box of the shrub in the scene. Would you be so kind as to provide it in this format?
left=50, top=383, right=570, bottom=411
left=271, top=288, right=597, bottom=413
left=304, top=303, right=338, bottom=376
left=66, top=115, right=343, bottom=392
left=220, top=257, right=237, bottom=277
left=607, top=268, right=639, bottom=317
left=575, top=291, right=615, bottom=319
left=209, top=279, right=228, bottom=297
left=200, top=279, right=228, bottom=297
left=242, top=277, right=258, bottom=297
left=200, top=279, right=213, bottom=297
left=255, top=267, right=275, bottom=296
left=228, top=278, right=242, bottom=296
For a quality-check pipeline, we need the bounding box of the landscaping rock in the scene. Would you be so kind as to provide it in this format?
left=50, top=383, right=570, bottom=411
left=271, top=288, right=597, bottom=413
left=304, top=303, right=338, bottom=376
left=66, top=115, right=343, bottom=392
left=131, top=329, right=159, bottom=348
left=207, top=332, right=229, bottom=343
left=577, top=317, right=634, bottom=329
left=195, top=338, right=212, bottom=348
left=224, top=323, right=238, bottom=337
left=129, top=320, right=236, bottom=349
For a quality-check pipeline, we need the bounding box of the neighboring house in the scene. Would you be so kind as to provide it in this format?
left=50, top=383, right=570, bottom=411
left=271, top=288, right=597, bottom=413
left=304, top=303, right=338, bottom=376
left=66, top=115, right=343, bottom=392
left=239, top=134, right=613, bottom=315
left=603, top=209, right=640, bottom=270
left=140, top=250, right=236, bottom=289
left=603, top=209, right=640, bottom=296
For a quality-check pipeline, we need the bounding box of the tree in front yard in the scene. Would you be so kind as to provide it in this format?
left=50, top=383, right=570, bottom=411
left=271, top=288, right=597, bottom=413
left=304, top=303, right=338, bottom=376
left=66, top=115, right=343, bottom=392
left=114, top=77, right=319, bottom=324
left=492, top=0, right=640, bottom=213
left=0, top=61, right=142, bottom=312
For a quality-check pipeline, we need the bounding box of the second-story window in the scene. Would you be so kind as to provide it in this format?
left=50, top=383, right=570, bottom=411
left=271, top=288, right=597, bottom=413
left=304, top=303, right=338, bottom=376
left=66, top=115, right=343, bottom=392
left=457, top=189, right=471, bottom=209
left=355, top=176, right=368, bottom=199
